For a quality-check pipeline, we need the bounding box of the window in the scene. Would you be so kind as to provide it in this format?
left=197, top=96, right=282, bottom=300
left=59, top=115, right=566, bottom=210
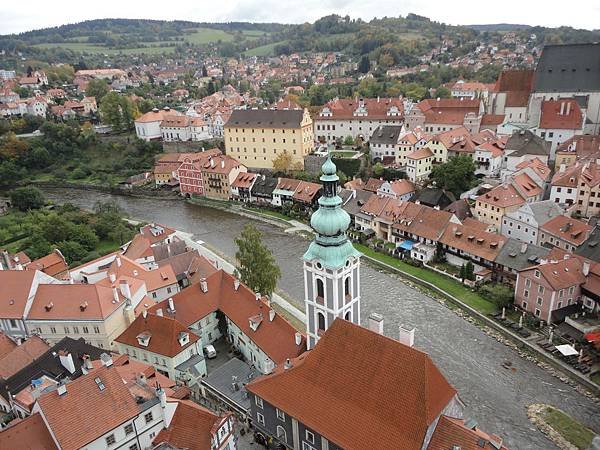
left=50, top=327, right=56, bottom=334
left=144, top=412, right=153, bottom=424
left=316, top=279, right=324, bottom=299
left=105, top=434, right=116, bottom=446
left=534, top=270, right=540, bottom=278
left=255, top=396, right=263, bottom=408
left=129, top=445, right=139, bottom=450
left=73, top=326, right=79, bottom=334
left=525, top=278, right=531, bottom=288
left=523, top=289, right=529, bottom=298
left=276, top=426, right=287, bottom=443
left=538, top=285, right=544, bottom=294
left=276, top=408, right=285, bottom=421
left=568, top=286, right=575, bottom=295
left=302, top=441, right=316, bottom=450
left=317, top=312, right=326, bottom=331
left=124, top=423, right=134, bottom=435
left=94, top=326, right=100, bottom=334
left=536, top=297, right=543, bottom=306
left=64, top=326, right=70, bottom=334
left=305, top=430, right=315, bottom=444
left=256, top=412, right=265, bottom=425
left=9, top=319, right=17, bottom=328
left=535, top=309, right=541, bottom=317
left=82, top=326, right=89, bottom=334
left=344, top=277, right=351, bottom=297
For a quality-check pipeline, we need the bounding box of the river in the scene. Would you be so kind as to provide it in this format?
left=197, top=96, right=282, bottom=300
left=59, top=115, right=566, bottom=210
left=41, top=187, right=599, bottom=450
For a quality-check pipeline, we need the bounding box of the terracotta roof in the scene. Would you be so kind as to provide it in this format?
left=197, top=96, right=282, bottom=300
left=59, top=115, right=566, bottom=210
left=139, top=223, right=177, bottom=245
left=513, top=172, right=543, bottom=199
left=105, top=254, right=177, bottom=292
left=556, top=135, right=600, bottom=159
left=364, top=177, right=385, bottom=192
left=115, top=313, right=198, bottom=357
left=293, top=180, right=321, bottom=203
left=0, top=336, right=49, bottom=379
left=539, top=100, right=583, bottom=130
left=428, top=416, right=508, bottom=450
left=433, top=126, right=471, bottom=148
left=247, top=320, right=456, bottom=450
left=516, top=158, right=551, bottom=182
left=551, top=164, right=581, bottom=187
left=580, top=160, right=600, bottom=188
left=523, top=258, right=586, bottom=291
left=440, top=223, right=506, bottom=262
left=387, top=180, right=415, bottom=197
left=123, top=234, right=153, bottom=260
left=232, top=172, right=258, bottom=189
left=26, top=250, right=68, bottom=277
left=407, top=147, right=434, bottom=159
left=275, top=177, right=301, bottom=191
left=360, top=194, right=392, bottom=217
left=28, top=284, right=126, bottom=321
left=0, top=270, right=36, bottom=319
left=0, top=413, right=58, bottom=450
left=0, top=332, right=17, bottom=359
left=36, top=366, right=141, bottom=450
left=417, top=98, right=480, bottom=125
left=477, top=184, right=525, bottom=208
left=200, top=154, right=243, bottom=175
left=540, top=215, right=592, bottom=246
left=480, top=114, right=505, bottom=125
left=135, top=108, right=182, bottom=124
left=154, top=400, right=227, bottom=450
left=318, top=97, right=404, bottom=121
left=148, top=270, right=305, bottom=364
left=161, top=115, right=191, bottom=128
left=493, top=70, right=534, bottom=107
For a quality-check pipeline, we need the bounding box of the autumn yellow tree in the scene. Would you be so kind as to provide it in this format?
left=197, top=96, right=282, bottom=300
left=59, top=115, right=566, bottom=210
left=273, top=151, right=293, bottom=173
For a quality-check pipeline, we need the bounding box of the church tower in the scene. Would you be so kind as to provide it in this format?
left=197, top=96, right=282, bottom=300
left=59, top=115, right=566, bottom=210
left=303, top=154, right=362, bottom=349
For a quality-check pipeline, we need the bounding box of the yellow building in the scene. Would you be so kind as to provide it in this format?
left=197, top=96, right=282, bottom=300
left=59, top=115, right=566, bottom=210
left=224, top=109, right=314, bottom=169
left=474, top=183, right=525, bottom=231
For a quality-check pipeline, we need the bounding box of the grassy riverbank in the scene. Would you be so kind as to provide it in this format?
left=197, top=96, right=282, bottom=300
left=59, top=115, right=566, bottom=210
left=537, top=405, right=596, bottom=449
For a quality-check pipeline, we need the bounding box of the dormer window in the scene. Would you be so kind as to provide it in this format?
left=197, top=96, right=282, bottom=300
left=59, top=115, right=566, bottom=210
left=136, top=332, right=151, bottom=347
left=178, top=332, right=189, bottom=346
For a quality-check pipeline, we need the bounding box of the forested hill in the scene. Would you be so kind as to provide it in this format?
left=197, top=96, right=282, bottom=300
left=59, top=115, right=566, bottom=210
left=1, top=14, right=599, bottom=65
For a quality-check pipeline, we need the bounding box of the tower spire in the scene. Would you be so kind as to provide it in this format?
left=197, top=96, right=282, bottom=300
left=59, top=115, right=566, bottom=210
left=303, top=156, right=362, bottom=349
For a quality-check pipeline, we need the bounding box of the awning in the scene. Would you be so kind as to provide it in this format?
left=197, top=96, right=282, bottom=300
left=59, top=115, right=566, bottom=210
left=555, top=344, right=578, bottom=356
left=398, top=240, right=414, bottom=250
left=585, top=332, right=600, bottom=343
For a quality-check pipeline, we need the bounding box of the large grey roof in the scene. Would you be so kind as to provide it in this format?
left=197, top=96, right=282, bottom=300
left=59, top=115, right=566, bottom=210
left=575, top=227, right=600, bottom=262
left=505, top=130, right=549, bottom=156
left=342, top=189, right=373, bottom=218
left=201, top=357, right=258, bottom=411
left=533, top=43, right=600, bottom=93
left=526, top=200, right=564, bottom=226
left=251, top=175, right=278, bottom=197
left=226, top=109, right=304, bottom=129
left=369, top=125, right=403, bottom=145
left=495, top=238, right=551, bottom=271
left=410, top=188, right=455, bottom=209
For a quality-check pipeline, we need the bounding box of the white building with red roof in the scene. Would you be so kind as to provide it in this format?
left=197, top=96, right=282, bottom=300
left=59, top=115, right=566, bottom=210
left=134, top=107, right=183, bottom=141
left=314, top=96, right=404, bottom=143
left=534, top=99, right=585, bottom=158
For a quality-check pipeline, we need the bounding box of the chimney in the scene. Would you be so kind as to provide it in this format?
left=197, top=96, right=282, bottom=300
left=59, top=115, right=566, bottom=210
left=283, top=358, right=292, bottom=370
left=116, top=256, right=122, bottom=267
left=156, top=308, right=163, bottom=317
left=168, top=297, right=175, bottom=312
left=157, top=386, right=167, bottom=409
left=269, top=309, right=276, bottom=322
left=210, top=158, right=215, bottom=168
left=566, top=101, right=571, bottom=115
left=559, top=163, right=566, bottom=173
left=109, top=273, right=116, bottom=283
left=399, top=325, right=415, bottom=347
left=368, top=313, right=384, bottom=334
left=255, top=293, right=261, bottom=301
left=234, top=279, right=240, bottom=291
left=560, top=101, right=565, bottom=115
left=119, top=280, right=131, bottom=299
left=83, top=354, right=93, bottom=371
left=57, top=383, right=67, bottom=396
left=520, top=243, right=528, bottom=254
left=294, top=332, right=302, bottom=346
left=221, top=159, right=225, bottom=169
left=200, top=278, right=208, bottom=293
left=583, top=261, right=590, bottom=276
left=112, top=287, right=119, bottom=303
left=142, top=310, right=148, bottom=319
left=100, top=353, right=113, bottom=367
left=59, top=351, right=76, bottom=374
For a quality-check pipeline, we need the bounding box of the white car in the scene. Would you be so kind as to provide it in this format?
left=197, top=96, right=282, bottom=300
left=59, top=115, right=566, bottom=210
left=204, top=344, right=217, bottom=359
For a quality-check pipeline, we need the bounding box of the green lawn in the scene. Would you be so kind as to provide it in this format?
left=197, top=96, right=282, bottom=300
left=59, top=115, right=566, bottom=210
left=244, top=206, right=292, bottom=222
left=354, top=243, right=498, bottom=315
left=33, top=42, right=177, bottom=55
left=331, top=151, right=358, bottom=158
left=541, top=406, right=596, bottom=449
left=184, top=28, right=235, bottom=44
left=240, top=29, right=271, bottom=39
left=96, top=239, right=122, bottom=255
left=244, top=40, right=288, bottom=57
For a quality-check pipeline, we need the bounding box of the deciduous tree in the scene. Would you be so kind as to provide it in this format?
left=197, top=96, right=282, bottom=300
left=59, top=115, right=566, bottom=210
left=429, top=155, right=476, bottom=197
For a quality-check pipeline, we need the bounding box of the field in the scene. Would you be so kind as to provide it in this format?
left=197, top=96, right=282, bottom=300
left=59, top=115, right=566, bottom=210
left=33, top=42, right=177, bottom=55
left=184, top=28, right=235, bottom=44
left=244, top=40, right=288, bottom=57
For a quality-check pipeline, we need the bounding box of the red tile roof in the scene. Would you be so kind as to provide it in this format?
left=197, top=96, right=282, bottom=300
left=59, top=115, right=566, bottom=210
left=135, top=108, right=183, bottom=123
left=0, top=332, right=17, bottom=359
left=26, top=250, right=68, bottom=277
left=539, top=100, right=583, bottom=130
left=364, top=177, right=385, bottom=192
left=36, top=366, right=141, bottom=450
left=513, top=172, right=542, bottom=199
left=407, top=147, right=434, bottom=159
left=115, top=313, right=199, bottom=358
left=149, top=270, right=305, bottom=364
left=540, top=215, right=592, bottom=246
left=0, top=336, right=49, bottom=379
left=516, top=157, right=551, bottom=182
left=0, top=413, right=58, bottom=450
left=522, top=258, right=586, bottom=291
left=293, top=180, right=321, bottom=203
left=319, top=97, right=404, bottom=120
left=0, top=270, right=36, bottom=319
left=428, top=416, right=508, bottom=450
left=477, top=184, right=525, bottom=208
left=440, top=223, right=507, bottom=262
left=232, top=172, right=258, bottom=189
left=556, top=135, right=600, bottom=159
left=248, top=320, right=456, bottom=450
left=417, top=98, right=480, bottom=125
left=154, top=400, right=228, bottom=450
left=493, top=70, right=534, bottom=107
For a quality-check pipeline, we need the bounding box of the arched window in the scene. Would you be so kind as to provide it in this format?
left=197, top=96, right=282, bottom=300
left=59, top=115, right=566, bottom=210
left=344, top=277, right=351, bottom=297
left=316, top=279, right=324, bottom=299
left=317, top=312, right=326, bottom=331
left=276, top=426, right=287, bottom=443
left=345, top=310, right=352, bottom=321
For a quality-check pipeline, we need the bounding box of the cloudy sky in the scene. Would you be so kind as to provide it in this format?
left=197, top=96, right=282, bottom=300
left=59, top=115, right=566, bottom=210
left=1, top=0, right=598, bottom=34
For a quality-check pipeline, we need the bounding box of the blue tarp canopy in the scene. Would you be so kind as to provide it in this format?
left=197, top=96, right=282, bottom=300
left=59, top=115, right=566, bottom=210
left=398, top=240, right=414, bottom=250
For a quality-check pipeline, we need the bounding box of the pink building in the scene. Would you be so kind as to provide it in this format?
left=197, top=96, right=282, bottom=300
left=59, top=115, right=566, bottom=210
left=515, top=257, right=586, bottom=323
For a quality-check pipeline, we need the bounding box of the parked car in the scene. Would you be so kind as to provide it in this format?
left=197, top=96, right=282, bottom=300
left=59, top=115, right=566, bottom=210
left=204, top=344, right=217, bottom=359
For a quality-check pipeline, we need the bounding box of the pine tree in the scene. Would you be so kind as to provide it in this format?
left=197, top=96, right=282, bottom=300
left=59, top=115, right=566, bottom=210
left=235, top=224, right=281, bottom=296
left=459, top=264, right=466, bottom=281
left=465, top=261, right=475, bottom=281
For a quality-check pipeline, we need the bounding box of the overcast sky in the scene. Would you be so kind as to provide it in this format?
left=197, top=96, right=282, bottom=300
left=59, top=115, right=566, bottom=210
left=1, top=0, right=598, bottom=34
